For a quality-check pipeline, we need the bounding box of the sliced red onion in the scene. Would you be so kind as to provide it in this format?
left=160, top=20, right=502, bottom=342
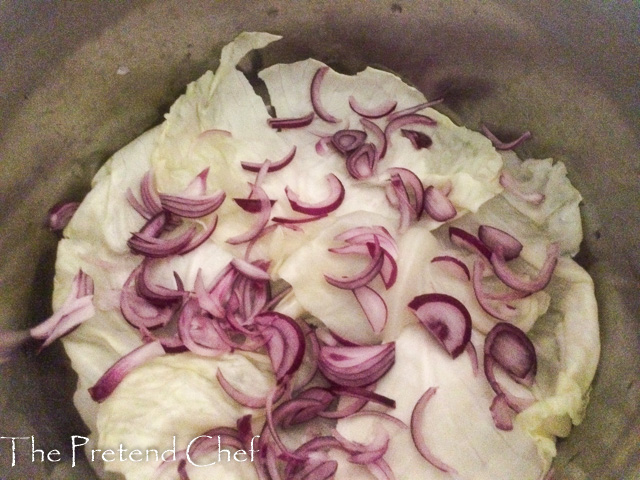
left=241, top=146, right=297, bottom=173
left=389, top=174, right=414, bottom=233
left=318, top=342, right=395, bottom=388
left=175, top=215, right=219, bottom=255
left=139, top=327, right=185, bottom=352
left=423, top=185, right=456, bottom=222
left=178, top=299, right=231, bottom=357
left=466, top=341, right=479, bottom=376
left=285, top=173, right=345, bottom=216
left=194, top=265, right=236, bottom=318
left=385, top=114, right=437, bottom=152
left=135, top=260, right=185, bottom=304
left=387, top=167, right=424, bottom=217
left=490, top=393, right=514, bottom=431
left=448, top=226, right=492, bottom=260
left=346, top=142, right=377, bottom=179
left=159, top=190, right=225, bottom=218
left=369, top=458, right=395, bottom=480
left=275, top=387, right=335, bottom=427
left=484, top=322, right=537, bottom=412
left=331, top=386, right=396, bottom=409
left=126, top=188, right=153, bottom=219
left=478, top=225, right=523, bottom=261
left=271, top=214, right=328, bottom=225
left=335, top=225, right=398, bottom=259
left=401, top=129, right=433, bottom=149
left=267, top=112, right=315, bottom=129
left=491, top=242, right=560, bottom=293
left=234, top=197, right=276, bottom=213
left=472, top=260, right=519, bottom=321
left=410, top=387, right=458, bottom=474
left=88, top=340, right=165, bottom=402
left=255, top=312, right=306, bottom=382
left=310, top=66, right=339, bottom=123
left=408, top=293, right=471, bottom=359
left=332, top=129, right=367, bottom=154
left=120, top=266, right=175, bottom=329
left=325, top=239, right=384, bottom=290
left=353, top=285, right=387, bottom=334
left=231, top=258, right=271, bottom=281
left=348, top=95, right=397, bottom=118
left=128, top=224, right=197, bottom=258
left=227, top=185, right=272, bottom=245
left=315, top=135, right=334, bottom=156
left=499, top=170, right=545, bottom=205
left=359, top=118, right=386, bottom=162
left=430, top=255, right=471, bottom=281
left=46, top=201, right=80, bottom=232
left=139, top=171, right=163, bottom=216
left=481, top=124, right=532, bottom=150
left=387, top=98, right=444, bottom=121
left=30, top=270, right=95, bottom=349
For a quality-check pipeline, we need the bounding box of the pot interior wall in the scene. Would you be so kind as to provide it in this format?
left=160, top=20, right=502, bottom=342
left=0, top=1, right=638, bottom=479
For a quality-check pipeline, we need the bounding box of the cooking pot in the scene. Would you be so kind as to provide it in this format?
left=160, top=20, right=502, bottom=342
left=0, top=1, right=638, bottom=479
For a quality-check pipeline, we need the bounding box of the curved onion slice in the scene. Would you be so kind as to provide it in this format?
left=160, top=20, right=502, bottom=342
left=318, top=342, right=395, bottom=388
left=216, top=368, right=270, bottom=409
left=324, top=238, right=384, bottom=289
left=120, top=266, right=175, bottom=329
left=267, top=112, right=314, bottom=129
left=359, top=118, right=386, bottom=162
left=387, top=98, right=444, bottom=121
left=175, top=214, right=219, bottom=255
left=499, top=170, right=545, bottom=205
left=348, top=95, right=397, bottom=118
left=353, top=285, right=388, bottom=334
left=285, top=173, right=345, bottom=215
left=408, top=293, right=471, bottom=358
left=332, top=129, right=367, bottom=154
left=385, top=114, right=436, bottom=151
left=423, top=185, right=456, bottom=222
left=472, top=260, right=518, bottom=321
left=47, top=201, right=80, bottom=232
left=346, top=143, right=377, bottom=179
left=128, top=224, right=197, bottom=258
left=255, top=312, right=306, bottom=382
left=478, top=225, right=523, bottom=261
left=331, top=386, right=396, bottom=409
left=448, top=226, right=492, bottom=260
left=227, top=185, right=272, bottom=245
left=88, top=340, right=165, bottom=402
left=430, top=255, right=471, bottom=281
left=387, top=167, right=424, bottom=217
left=484, top=322, right=537, bottom=412
left=159, top=190, right=225, bottom=218
left=401, top=129, right=432, bottom=149
left=136, top=260, right=185, bottom=304
left=490, top=242, right=560, bottom=293
left=410, top=387, right=458, bottom=474
left=310, top=66, right=339, bottom=123
left=234, top=197, right=276, bottom=213
left=241, top=146, right=297, bottom=173
left=178, top=299, right=231, bottom=357
left=139, top=171, right=163, bottom=216
left=231, top=258, right=271, bottom=281
left=490, top=393, right=514, bottom=431
left=481, top=124, right=532, bottom=151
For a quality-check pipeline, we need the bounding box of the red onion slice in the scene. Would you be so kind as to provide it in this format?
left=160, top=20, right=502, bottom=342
left=234, top=198, right=277, bottom=213
left=159, top=190, right=225, bottom=218
left=335, top=226, right=398, bottom=259
left=385, top=114, right=437, bottom=152
left=449, top=226, right=492, bottom=260
left=255, top=312, right=306, bottom=382
left=139, top=171, right=163, bottom=216
left=387, top=167, right=424, bottom=217
left=285, top=173, right=345, bottom=216
left=410, top=387, right=458, bottom=474
left=484, top=322, right=537, bottom=412
left=241, top=146, right=297, bottom=173
left=401, top=129, right=433, bottom=149
left=332, top=129, right=367, bottom=154
left=466, top=341, right=479, bottom=376
left=387, top=98, right=444, bottom=121
left=216, top=368, right=270, bottom=408
left=359, top=118, right=386, bottom=162
left=408, top=293, right=471, bottom=359
left=499, top=170, right=545, bottom=205
left=128, top=224, right=197, bottom=258
left=310, top=66, right=339, bottom=123
left=135, top=260, right=185, bottom=304
left=430, top=255, right=471, bottom=281
left=346, top=142, right=377, bottom=179
left=178, top=299, right=231, bottom=357
left=490, top=393, right=514, bottom=431
left=318, top=342, right=395, bottom=388
left=331, top=386, right=396, bottom=409
left=175, top=215, right=219, bottom=255
left=325, top=239, right=384, bottom=290
left=120, top=266, right=175, bottom=329
left=227, top=185, right=272, bottom=245
left=231, top=258, right=271, bottom=281
left=348, top=95, right=397, bottom=118
left=271, top=214, right=328, bottom=225
left=481, top=124, right=532, bottom=150
left=491, top=243, right=560, bottom=293
left=472, top=260, right=519, bottom=321
left=88, top=340, right=165, bottom=402
left=423, top=185, right=456, bottom=222
left=46, top=201, right=80, bottom=232
left=478, top=225, right=523, bottom=261
left=267, top=112, right=314, bottom=129
left=353, top=285, right=388, bottom=334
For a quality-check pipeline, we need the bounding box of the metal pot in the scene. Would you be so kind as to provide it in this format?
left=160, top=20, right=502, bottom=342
left=1, top=1, right=637, bottom=479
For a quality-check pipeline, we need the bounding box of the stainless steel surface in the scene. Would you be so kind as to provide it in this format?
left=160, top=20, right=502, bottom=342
left=0, top=1, right=638, bottom=479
